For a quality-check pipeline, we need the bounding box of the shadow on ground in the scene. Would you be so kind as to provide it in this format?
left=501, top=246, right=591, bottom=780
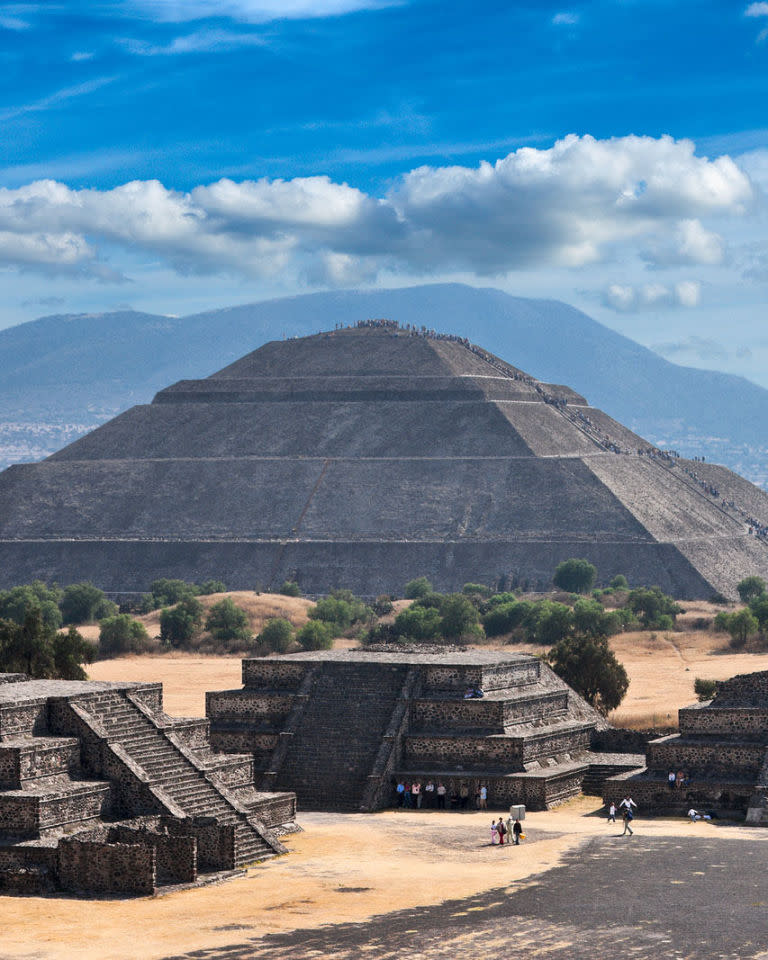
left=162, top=833, right=768, bottom=960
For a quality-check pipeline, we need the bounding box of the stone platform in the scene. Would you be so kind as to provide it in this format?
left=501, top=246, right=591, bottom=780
left=0, top=673, right=297, bottom=896
left=603, top=669, right=768, bottom=822
left=207, top=650, right=640, bottom=812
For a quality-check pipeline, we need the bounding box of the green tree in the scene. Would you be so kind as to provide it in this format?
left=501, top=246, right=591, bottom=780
left=553, top=558, right=597, bottom=594
left=0, top=581, right=63, bottom=630
left=99, top=614, right=151, bottom=656
left=60, top=582, right=116, bottom=624
left=626, top=586, right=682, bottom=629
left=393, top=605, right=442, bottom=642
left=197, top=580, right=227, bottom=596
left=404, top=577, right=433, bottom=600
left=148, top=578, right=198, bottom=609
left=548, top=635, right=629, bottom=713
left=309, top=596, right=353, bottom=630
left=535, top=601, right=574, bottom=646
left=257, top=618, right=294, bottom=654
left=572, top=598, right=618, bottom=639
left=737, top=576, right=767, bottom=604
left=440, top=594, right=484, bottom=642
left=462, top=583, right=491, bottom=597
left=609, top=574, right=629, bottom=590
left=296, top=620, right=334, bottom=651
left=205, top=598, right=250, bottom=643
left=726, top=608, right=759, bottom=649
left=160, top=596, right=204, bottom=648
left=53, top=626, right=96, bottom=680
left=482, top=602, right=519, bottom=637
left=279, top=580, right=302, bottom=597
left=749, top=594, right=768, bottom=633
left=0, top=612, right=55, bottom=677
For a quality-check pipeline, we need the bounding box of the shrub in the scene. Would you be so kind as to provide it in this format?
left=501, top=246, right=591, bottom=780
left=482, top=602, right=520, bottom=637
left=147, top=579, right=198, bottom=609
left=609, top=574, right=629, bottom=590
left=626, top=586, right=682, bottom=629
left=486, top=592, right=519, bottom=608
left=372, top=595, right=394, bottom=617
left=393, top=605, right=442, bottom=642
left=572, top=598, right=619, bottom=638
left=160, top=596, right=204, bottom=647
left=309, top=596, right=353, bottom=630
left=404, top=577, right=433, bottom=600
left=279, top=580, right=302, bottom=597
left=257, top=618, right=294, bottom=654
left=198, top=580, right=227, bottom=596
left=694, top=678, right=718, bottom=702
left=296, top=620, right=334, bottom=650
left=462, top=583, right=491, bottom=597
left=205, top=598, right=250, bottom=643
left=737, top=576, right=767, bottom=605
left=99, top=614, right=151, bottom=656
left=553, top=558, right=597, bottom=594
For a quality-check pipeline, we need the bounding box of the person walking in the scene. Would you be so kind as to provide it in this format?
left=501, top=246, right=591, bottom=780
left=491, top=820, right=499, bottom=845
left=622, top=806, right=634, bottom=836
left=512, top=818, right=523, bottom=845
left=607, top=802, right=616, bottom=823
left=497, top=818, right=507, bottom=846
left=479, top=784, right=488, bottom=810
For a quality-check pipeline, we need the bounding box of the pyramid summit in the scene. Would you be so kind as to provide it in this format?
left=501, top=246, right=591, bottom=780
left=1, top=319, right=767, bottom=598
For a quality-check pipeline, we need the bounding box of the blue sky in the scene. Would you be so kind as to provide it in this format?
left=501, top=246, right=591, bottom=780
left=2, top=0, right=768, bottom=384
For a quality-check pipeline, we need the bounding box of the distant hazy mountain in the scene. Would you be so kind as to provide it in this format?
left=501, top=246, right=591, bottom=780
left=1, top=283, right=767, bottom=484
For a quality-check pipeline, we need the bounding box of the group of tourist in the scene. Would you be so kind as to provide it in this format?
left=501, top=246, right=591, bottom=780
left=490, top=817, right=523, bottom=845
left=606, top=795, right=637, bottom=835
left=394, top=780, right=490, bottom=810
left=668, top=769, right=691, bottom=790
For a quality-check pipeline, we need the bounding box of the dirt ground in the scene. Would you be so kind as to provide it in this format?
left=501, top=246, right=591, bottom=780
left=4, top=798, right=765, bottom=960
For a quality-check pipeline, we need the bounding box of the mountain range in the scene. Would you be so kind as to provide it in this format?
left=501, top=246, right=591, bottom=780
left=1, top=283, right=765, bottom=485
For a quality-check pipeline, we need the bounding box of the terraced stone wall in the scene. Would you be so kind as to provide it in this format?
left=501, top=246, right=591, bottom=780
left=57, top=837, right=155, bottom=895
left=678, top=707, right=768, bottom=737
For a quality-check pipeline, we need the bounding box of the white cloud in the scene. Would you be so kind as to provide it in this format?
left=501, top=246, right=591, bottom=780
left=602, top=280, right=701, bottom=312
left=745, top=2, right=768, bottom=16
left=120, top=0, right=399, bottom=22
left=552, top=12, right=579, bottom=25
left=70, top=51, right=95, bottom=61
left=0, top=76, right=116, bottom=123
left=0, top=14, right=30, bottom=29
left=121, top=27, right=266, bottom=55
left=0, top=135, right=754, bottom=287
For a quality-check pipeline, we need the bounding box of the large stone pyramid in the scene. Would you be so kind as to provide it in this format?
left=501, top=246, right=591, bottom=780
left=1, top=321, right=767, bottom=597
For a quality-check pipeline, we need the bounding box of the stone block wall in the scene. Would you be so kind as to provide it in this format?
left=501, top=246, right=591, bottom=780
left=206, top=690, right=295, bottom=726
left=0, top=700, right=48, bottom=737
left=410, top=698, right=506, bottom=733
left=647, top=737, right=766, bottom=778
left=678, top=707, right=768, bottom=737
left=108, top=825, right=197, bottom=884
left=57, top=838, right=156, bottom=896
left=405, top=734, right=523, bottom=770
left=242, top=659, right=309, bottom=689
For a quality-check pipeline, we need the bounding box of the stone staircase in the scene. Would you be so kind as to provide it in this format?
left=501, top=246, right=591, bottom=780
left=75, top=691, right=283, bottom=866
left=274, top=662, right=410, bottom=809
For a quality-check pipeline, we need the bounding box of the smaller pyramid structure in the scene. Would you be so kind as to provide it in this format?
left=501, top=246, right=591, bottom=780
left=0, top=319, right=767, bottom=597
left=604, top=670, right=768, bottom=823
left=206, top=649, right=639, bottom=812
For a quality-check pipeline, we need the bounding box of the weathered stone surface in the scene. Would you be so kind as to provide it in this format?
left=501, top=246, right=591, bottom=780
left=1, top=323, right=767, bottom=597
left=0, top=676, right=297, bottom=895
left=604, top=669, right=768, bottom=821
left=208, top=649, right=636, bottom=813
